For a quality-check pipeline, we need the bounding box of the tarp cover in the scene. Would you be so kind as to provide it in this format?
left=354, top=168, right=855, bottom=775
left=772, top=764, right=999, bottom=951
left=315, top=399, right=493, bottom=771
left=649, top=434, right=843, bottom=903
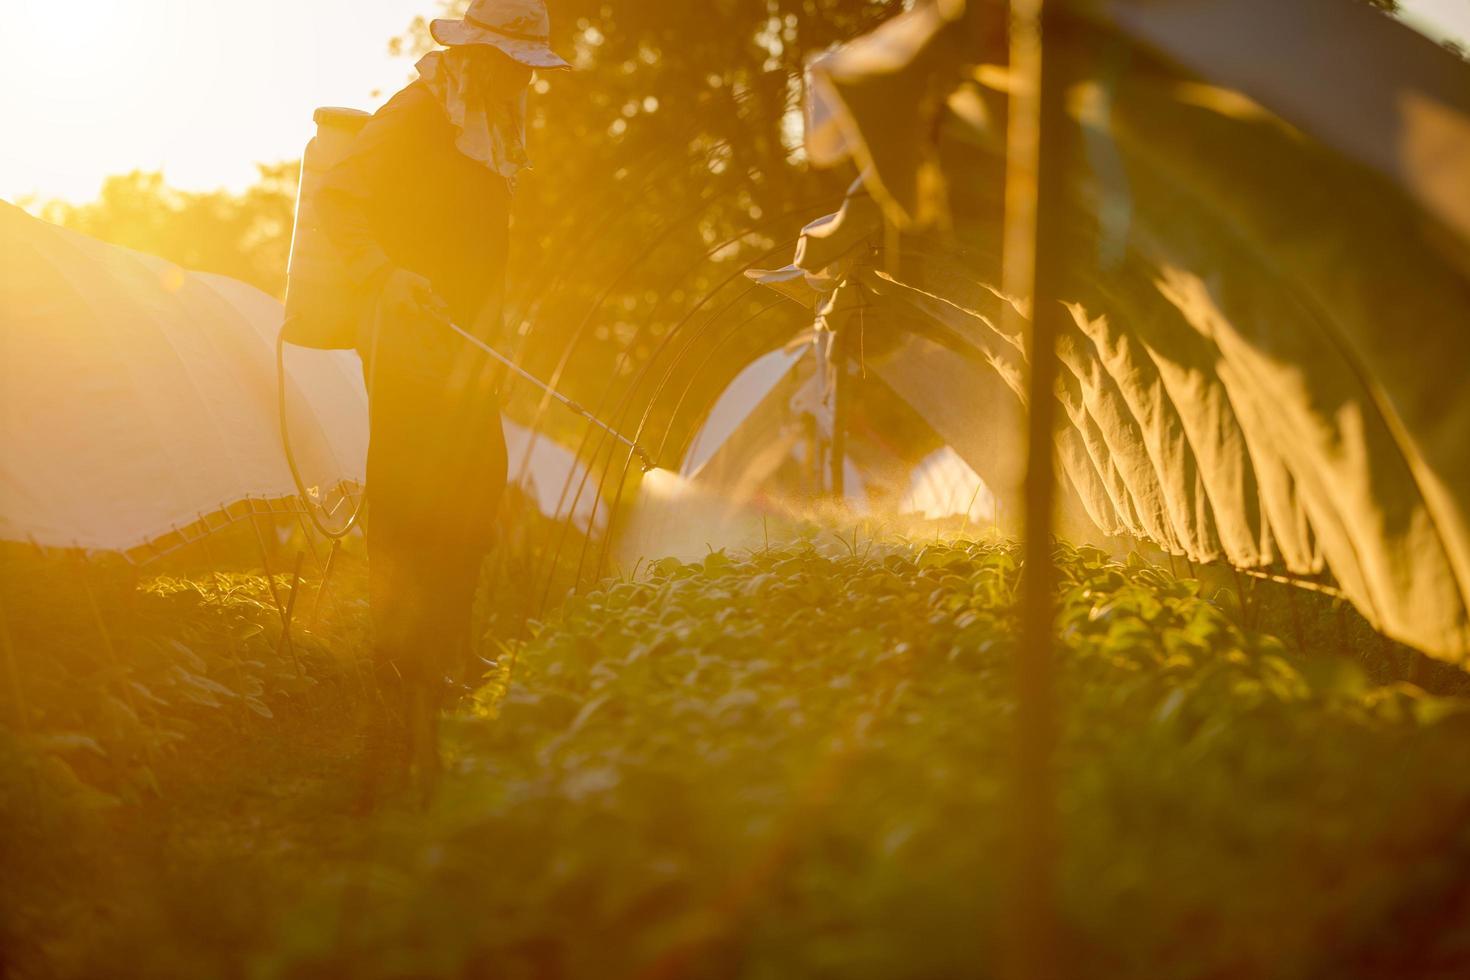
left=752, top=0, right=1470, bottom=660
left=1, top=204, right=604, bottom=556
left=0, top=203, right=367, bottom=557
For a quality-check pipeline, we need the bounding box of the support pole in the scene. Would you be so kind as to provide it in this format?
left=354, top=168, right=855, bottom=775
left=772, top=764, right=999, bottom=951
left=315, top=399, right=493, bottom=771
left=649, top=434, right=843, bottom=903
left=274, top=551, right=307, bottom=678
left=1005, top=0, right=1068, bottom=975
left=830, top=328, right=849, bottom=500
left=309, top=538, right=341, bottom=630
left=249, top=514, right=287, bottom=619
left=294, top=512, right=325, bottom=573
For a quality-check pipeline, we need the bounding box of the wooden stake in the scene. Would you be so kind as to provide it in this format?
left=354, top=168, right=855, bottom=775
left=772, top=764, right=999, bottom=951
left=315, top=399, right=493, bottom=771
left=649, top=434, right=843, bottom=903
left=275, top=551, right=307, bottom=678
left=249, top=514, right=287, bottom=620
left=1004, top=0, right=1068, bottom=973
left=309, top=538, right=341, bottom=630
left=295, top=513, right=325, bottom=573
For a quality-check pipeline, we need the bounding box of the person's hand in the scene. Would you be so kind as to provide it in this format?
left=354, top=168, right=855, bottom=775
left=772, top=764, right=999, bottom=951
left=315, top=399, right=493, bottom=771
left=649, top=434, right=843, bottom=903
left=357, top=267, right=453, bottom=362
left=379, top=267, right=449, bottom=322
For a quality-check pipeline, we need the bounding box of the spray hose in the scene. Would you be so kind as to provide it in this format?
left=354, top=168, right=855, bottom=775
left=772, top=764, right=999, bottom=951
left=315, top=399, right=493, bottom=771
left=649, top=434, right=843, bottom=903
left=440, top=320, right=657, bottom=473
left=275, top=316, right=656, bottom=540
left=275, top=326, right=366, bottom=540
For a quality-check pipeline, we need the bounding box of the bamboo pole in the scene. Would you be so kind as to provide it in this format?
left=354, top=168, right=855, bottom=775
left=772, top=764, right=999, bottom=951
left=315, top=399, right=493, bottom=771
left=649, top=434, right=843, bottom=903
left=1005, top=0, right=1068, bottom=975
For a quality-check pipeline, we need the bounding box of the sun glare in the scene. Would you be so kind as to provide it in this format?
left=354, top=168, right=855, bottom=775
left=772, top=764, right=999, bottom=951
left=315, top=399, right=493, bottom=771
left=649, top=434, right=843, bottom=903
left=5, top=0, right=1470, bottom=975
left=0, top=0, right=423, bottom=205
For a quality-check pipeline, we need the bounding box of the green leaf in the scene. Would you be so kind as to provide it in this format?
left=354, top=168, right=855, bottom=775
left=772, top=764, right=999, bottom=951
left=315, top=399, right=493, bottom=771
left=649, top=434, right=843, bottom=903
left=31, top=732, right=108, bottom=758
left=243, top=697, right=275, bottom=719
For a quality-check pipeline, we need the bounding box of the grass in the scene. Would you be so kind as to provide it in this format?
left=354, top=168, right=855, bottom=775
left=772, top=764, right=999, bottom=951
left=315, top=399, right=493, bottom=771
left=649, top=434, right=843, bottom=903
left=1, top=529, right=1468, bottom=979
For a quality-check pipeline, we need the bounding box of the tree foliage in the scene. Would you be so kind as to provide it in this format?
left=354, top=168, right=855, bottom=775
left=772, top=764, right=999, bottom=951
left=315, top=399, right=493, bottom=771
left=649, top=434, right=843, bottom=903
left=398, top=1, right=902, bottom=444
left=38, top=164, right=299, bottom=298
left=38, top=1, right=900, bottom=451
left=34, top=0, right=1461, bottom=454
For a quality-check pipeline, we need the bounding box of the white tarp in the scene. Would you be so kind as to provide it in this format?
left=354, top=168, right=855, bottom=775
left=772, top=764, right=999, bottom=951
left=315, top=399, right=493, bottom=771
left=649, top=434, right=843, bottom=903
left=899, top=446, right=997, bottom=523
left=2, top=204, right=611, bottom=556
left=0, top=203, right=367, bottom=556
left=503, top=419, right=607, bottom=533
left=681, top=347, right=803, bottom=479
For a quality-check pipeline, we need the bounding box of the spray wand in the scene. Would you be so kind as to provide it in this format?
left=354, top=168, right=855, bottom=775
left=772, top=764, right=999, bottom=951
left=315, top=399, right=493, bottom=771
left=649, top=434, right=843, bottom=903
left=443, top=321, right=656, bottom=472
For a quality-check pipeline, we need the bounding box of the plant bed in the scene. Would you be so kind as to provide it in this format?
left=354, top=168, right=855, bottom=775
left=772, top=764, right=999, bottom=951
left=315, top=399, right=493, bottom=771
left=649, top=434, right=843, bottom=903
left=255, top=536, right=1470, bottom=980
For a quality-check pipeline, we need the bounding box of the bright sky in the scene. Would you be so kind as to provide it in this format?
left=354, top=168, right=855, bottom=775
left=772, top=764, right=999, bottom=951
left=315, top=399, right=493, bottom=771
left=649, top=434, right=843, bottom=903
left=1398, top=0, right=1470, bottom=50
left=0, top=0, right=433, bottom=204
left=1, top=0, right=1467, bottom=207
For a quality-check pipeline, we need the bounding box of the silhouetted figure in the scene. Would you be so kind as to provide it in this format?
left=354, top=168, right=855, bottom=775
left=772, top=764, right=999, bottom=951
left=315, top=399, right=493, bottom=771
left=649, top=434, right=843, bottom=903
left=317, top=0, right=569, bottom=801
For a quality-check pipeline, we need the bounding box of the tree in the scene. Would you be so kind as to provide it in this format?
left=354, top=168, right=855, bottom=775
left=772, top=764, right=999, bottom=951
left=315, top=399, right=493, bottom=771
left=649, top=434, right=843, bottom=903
left=392, top=1, right=900, bottom=448
left=39, top=163, right=299, bottom=298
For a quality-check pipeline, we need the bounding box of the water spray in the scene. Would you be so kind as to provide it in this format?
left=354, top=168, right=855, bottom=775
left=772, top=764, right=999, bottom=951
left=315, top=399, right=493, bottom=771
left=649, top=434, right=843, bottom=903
left=443, top=321, right=658, bottom=473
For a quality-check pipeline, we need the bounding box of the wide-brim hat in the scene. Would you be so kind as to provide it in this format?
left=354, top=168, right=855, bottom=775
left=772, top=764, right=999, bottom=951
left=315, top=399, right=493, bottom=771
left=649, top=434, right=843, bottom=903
left=431, top=0, right=571, bottom=70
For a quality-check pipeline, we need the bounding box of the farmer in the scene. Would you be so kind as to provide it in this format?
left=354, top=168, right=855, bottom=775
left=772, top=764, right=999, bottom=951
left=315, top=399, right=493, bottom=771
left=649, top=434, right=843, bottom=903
left=316, top=0, right=569, bottom=797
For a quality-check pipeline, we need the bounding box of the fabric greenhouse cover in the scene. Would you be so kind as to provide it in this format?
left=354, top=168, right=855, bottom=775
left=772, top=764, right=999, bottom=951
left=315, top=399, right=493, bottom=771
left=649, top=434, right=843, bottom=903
left=0, top=203, right=602, bottom=559
left=750, top=0, right=1470, bottom=662
left=1, top=203, right=368, bottom=559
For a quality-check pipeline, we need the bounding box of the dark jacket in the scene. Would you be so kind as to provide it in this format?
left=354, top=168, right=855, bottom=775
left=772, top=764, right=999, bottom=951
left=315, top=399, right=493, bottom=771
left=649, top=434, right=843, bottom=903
left=316, top=81, right=511, bottom=337
left=316, top=80, right=511, bottom=546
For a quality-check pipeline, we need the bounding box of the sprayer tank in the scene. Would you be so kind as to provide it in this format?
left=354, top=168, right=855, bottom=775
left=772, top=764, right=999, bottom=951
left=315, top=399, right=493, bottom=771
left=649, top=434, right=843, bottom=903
left=281, top=106, right=371, bottom=350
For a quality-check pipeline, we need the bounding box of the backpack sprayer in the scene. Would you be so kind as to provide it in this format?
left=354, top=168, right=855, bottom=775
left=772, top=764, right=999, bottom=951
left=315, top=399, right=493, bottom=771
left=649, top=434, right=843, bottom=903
left=277, top=107, right=654, bottom=531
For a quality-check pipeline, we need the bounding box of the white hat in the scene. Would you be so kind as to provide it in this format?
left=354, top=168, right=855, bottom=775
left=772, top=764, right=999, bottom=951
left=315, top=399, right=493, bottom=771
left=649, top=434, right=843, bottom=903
left=430, top=0, right=571, bottom=70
